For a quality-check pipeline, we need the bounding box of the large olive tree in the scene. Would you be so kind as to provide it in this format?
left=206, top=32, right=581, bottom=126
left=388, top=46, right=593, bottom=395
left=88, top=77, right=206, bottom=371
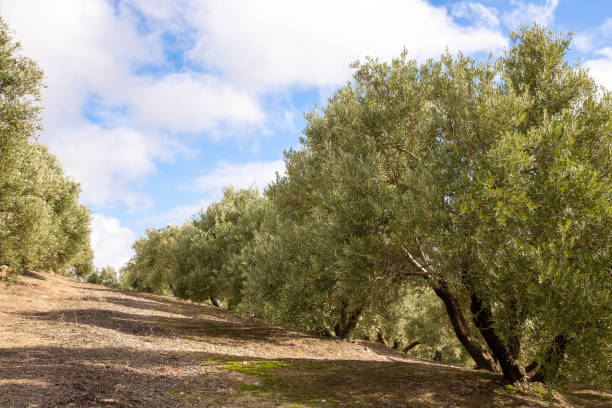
left=270, top=26, right=610, bottom=387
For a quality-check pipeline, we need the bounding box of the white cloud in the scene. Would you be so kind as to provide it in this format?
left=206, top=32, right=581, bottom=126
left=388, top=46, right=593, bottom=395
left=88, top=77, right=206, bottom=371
left=452, top=2, right=500, bottom=28
left=128, top=73, right=264, bottom=133
left=182, top=0, right=507, bottom=89
left=1, top=0, right=265, bottom=134
left=90, top=214, right=136, bottom=269
left=44, top=123, right=177, bottom=208
left=574, top=34, right=595, bottom=53
left=0, top=0, right=160, bottom=209
left=0, top=0, right=511, bottom=210
left=585, top=48, right=612, bottom=91
left=0, top=0, right=265, bottom=209
left=190, top=160, right=286, bottom=194
left=141, top=160, right=285, bottom=227
left=124, top=193, right=156, bottom=214
left=143, top=159, right=286, bottom=228
left=0, top=0, right=158, bottom=127
left=146, top=159, right=286, bottom=228
left=503, top=0, right=559, bottom=29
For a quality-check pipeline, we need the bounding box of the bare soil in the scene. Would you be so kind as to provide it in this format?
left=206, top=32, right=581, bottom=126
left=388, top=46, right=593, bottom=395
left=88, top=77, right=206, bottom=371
left=1, top=271, right=609, bottom=407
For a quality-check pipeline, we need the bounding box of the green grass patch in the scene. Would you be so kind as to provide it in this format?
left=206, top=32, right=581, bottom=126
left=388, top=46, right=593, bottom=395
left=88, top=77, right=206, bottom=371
left=151, top=319, right=180, bottom=328
left=217, top=359, right=338, bottom=405
left=220, top=359, right=289, bottom=374
left=503, top=384, right=520, bottom=392
left=533, top=384, right=547, bottom=396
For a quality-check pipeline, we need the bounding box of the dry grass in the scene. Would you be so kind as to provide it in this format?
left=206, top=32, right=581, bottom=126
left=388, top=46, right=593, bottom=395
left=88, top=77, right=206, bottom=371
left=1, top=271, right=609, bottom=407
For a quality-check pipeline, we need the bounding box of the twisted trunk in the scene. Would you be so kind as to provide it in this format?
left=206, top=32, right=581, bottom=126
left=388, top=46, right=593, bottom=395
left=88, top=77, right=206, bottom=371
left=401, top=247, right=497, bottom=372
left=460, top=260, right=526, bottom=385
left=507, top=298, right=523, bottom=360
left=469, top=292, right=527, bottom=385
left=431, top=278, right=498, bottom=372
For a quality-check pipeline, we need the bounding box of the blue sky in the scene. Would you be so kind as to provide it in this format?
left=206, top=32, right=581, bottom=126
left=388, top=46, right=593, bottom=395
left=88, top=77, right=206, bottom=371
left=1, top=0, right=611, bottom=269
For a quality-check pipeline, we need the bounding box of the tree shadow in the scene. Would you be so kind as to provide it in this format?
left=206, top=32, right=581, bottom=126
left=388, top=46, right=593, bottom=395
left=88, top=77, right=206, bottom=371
left=22, top=270, right=47, bottom=280
left=75, top=287, right=212, bottom=315
left=2, top=269, right=46, bottom=286
left=0, top=346, right=233, bottom=408
left=13, top=289, right=439, bottom=363
left=19, top=282, right=459, bottom=366
left=80, top=295, right=193, bottom=316
left=0, top=345, right=563, bottom=408
left=13, top=308, right=298, bottom=347
left=75, top=287, right=313, bottom=341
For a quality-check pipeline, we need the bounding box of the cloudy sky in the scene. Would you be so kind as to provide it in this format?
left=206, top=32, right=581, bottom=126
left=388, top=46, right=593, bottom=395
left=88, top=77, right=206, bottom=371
left=1, top=0, right=611, bottom=269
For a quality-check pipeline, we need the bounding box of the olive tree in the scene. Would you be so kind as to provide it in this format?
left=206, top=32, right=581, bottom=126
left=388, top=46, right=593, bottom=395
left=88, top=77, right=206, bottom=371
left=121, top=225, right=180, bottom=294
left=174, top=187, right=267, bottom=309
left=122, top=187, right=267, bottom=309
left=272, top=26, right=610, bottom=387
left=1, top=19, right=92, bottom=276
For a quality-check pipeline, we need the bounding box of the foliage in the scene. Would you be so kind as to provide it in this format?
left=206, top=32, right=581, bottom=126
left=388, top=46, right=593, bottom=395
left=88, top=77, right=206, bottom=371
left=270, top=25, right=610, bottom=386
left=86, top=265, right=120, bottom=289
left=356, top=287, right=471, bottom=363
left=176, top=187, right=267, bottom=308
left=121, top=187, right=267, bottom=308
left=0, top=19, right=92, bottom=277
left=120, top=225, right=180, bottom=294
left=126, top=26, right=610, bottom=388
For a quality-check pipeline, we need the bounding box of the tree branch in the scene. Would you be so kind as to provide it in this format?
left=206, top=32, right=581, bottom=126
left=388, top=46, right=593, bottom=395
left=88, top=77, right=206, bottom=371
left=402, top=245, right=433, bottom=276
left=384, top=265, right=432, bottom=277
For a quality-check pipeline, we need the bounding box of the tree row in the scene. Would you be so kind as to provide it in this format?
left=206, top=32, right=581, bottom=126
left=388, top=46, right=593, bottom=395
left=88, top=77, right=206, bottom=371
left=122, top=26, right=611, bottom=388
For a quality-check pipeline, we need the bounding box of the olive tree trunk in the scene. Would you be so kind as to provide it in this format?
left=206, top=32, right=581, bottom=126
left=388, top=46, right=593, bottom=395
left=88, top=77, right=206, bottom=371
left=334, top=300, right=362, bottom=339
left=469, top=292, right=528, bottom=386
left=431, top=278, right=499, bottom=372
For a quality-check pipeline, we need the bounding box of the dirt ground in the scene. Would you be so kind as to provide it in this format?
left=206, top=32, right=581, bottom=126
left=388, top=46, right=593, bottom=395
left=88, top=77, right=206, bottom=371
left=1, top=271, right=610, bottom=408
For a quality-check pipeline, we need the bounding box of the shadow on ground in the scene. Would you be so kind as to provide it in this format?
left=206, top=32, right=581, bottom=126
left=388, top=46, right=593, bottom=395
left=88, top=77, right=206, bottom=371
left=0, top=346, right=231, bottom=408
left=4, top=276, right=608, bottom=408
left=14, top=307, right=299, bottom=347
left=21, top=270, right=47, bottom=280
left=0, top=346, right=546, bottom=408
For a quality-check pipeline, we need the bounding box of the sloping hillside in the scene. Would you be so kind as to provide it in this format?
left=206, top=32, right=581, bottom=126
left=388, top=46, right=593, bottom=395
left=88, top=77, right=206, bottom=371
left=1, top=271, right=608, bottom=407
